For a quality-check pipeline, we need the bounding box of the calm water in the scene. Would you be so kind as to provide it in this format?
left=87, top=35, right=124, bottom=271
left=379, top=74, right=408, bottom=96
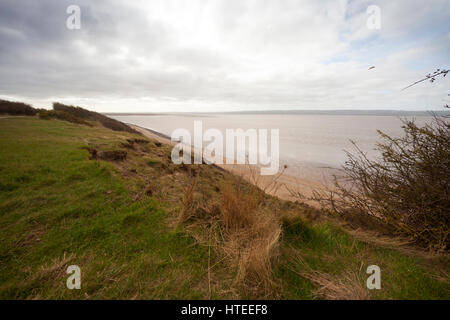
left=112, top=114, right=433, bottom=183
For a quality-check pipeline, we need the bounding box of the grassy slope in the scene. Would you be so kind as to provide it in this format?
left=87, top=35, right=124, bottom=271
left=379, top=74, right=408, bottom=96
left=0, top=117, right=448, bottom=299
left=0, top=117, right=212, bottom=299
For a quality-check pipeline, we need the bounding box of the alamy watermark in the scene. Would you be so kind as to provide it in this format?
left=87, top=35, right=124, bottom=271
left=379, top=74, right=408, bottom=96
left=66, top=265, right=81, bottom=289
left=366, top=265, right=381, bottom=290
left=367, top=5, right=381, bottom=30
left=66, top=5, right=81, bottom=30
left=170, top=121, right=280, bottom=176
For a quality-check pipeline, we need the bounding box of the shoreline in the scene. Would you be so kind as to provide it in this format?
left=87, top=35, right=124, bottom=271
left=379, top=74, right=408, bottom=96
left=130, top=124, right=329, bottom=206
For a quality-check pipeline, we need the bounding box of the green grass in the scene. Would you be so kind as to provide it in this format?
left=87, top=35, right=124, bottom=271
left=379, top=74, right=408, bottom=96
left=0, top=117, right=212, bottom=299
left=278, top=217, right=449, bottom=299
left=0, top=117, right=448, bottom=299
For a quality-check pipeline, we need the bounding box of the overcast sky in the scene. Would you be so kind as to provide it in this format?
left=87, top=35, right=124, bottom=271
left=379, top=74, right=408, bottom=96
left=0, top=0, right=449, bottom=112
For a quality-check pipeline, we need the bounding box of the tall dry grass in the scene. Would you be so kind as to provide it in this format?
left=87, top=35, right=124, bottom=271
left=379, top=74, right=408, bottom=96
left=220, top=179, right=281, bottom=295
left=177, top=179, right=197, bottom=225
left=286, top=247, right=369, bottom=300
left=177, top=175, right=281, bottom=297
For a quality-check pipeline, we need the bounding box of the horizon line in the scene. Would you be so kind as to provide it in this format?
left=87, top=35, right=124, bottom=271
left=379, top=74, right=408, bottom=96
left=103, top=109, right=449, bottom=115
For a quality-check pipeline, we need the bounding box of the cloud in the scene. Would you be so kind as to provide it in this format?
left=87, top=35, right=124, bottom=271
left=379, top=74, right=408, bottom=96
left=0, top=0, right=449, bottom=112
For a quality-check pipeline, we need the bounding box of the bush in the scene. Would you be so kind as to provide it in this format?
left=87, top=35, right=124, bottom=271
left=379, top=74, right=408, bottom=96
left=38, top=110, right=53, bottom=120
left=38, top=110, right=91, bottom=126
left=315, top=116, right=449, bottom=251
left=53, top=103, right=138, bottom=133
left=0, top=99, right=37, bottom=116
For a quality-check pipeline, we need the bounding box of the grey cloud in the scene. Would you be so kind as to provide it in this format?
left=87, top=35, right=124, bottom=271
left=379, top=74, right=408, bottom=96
left=0, top=0, right=449, bottom=111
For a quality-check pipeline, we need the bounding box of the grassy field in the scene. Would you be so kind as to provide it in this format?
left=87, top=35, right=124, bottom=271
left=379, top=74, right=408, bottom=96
left=0, top=117, right=448, bottom=299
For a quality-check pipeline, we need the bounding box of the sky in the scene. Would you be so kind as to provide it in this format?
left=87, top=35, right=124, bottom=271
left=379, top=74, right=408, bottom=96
left=0, top=0, right=449, bottom=112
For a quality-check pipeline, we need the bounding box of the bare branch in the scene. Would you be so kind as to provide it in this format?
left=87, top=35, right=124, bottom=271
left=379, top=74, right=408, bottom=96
left=401, top=69, right=449, bottom=91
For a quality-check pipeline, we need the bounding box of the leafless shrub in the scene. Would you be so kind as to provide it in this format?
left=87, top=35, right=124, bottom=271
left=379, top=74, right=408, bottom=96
left=313, top=116, right=449, bottom=251
left=245, top=162, right=288, bottom=196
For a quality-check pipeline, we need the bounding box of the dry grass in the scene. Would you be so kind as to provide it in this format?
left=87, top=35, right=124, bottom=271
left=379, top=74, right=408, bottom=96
left=177, top=175, right=282, bottom=298
left=12, top=252, right=78, bottom=299
left=234, top=226, right=281, bottom=295
left=300, top=269, right=368, bottom=300
left=287, top=248, right=369, bottom=300
left=32, top=253, right=77, bottom=283
left=221, top=178, right=282, bottom=296
left=220, top=180, right=260, bottom=232
left=177, top=179, right=197, bottom=225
